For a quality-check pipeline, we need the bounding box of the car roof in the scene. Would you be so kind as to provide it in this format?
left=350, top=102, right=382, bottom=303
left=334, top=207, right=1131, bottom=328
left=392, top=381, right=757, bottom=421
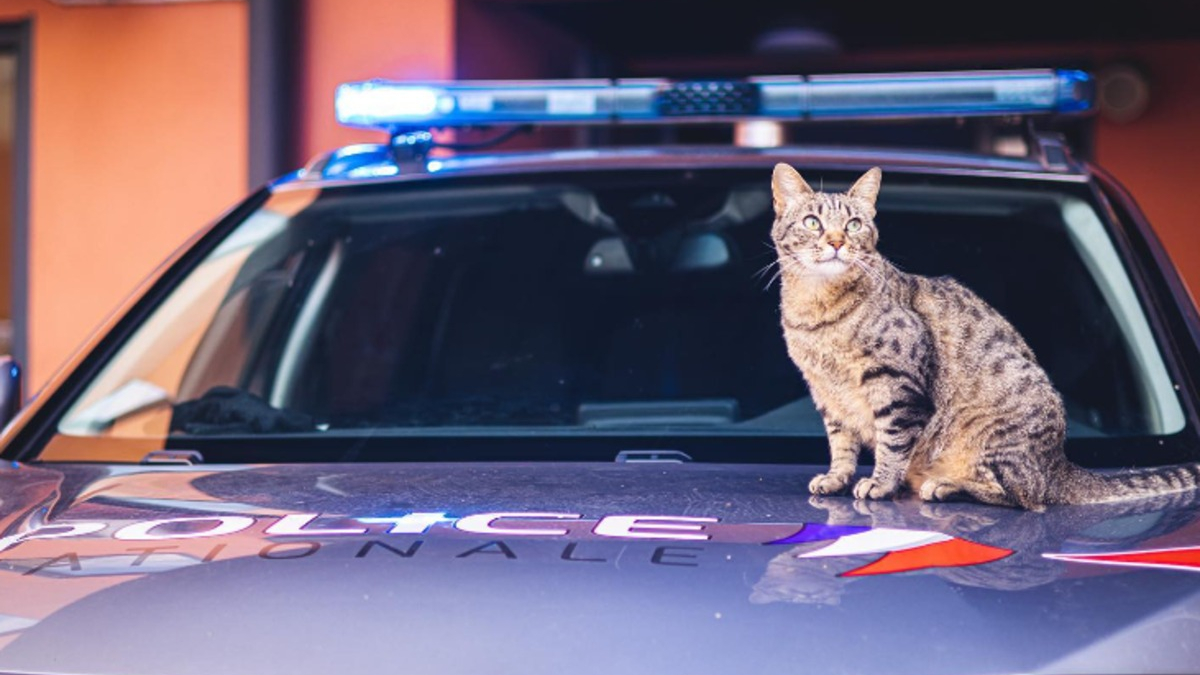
left=285, top=143, right=1091, bottom=191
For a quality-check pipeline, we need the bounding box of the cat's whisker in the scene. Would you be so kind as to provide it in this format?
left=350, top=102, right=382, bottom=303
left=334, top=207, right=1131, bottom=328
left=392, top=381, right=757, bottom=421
left=767, top=258, right=807, bottom=288
left=842, top=254, right=881, bottom=286
left=775, top=257, right=802, bottom=278
left=771, top=256, right=817, bottom=285
left=753, top=258, right=780, bottom=281
left=843, top=250, right=886, bottom=285
left=851, top=258, right=887, bottom=287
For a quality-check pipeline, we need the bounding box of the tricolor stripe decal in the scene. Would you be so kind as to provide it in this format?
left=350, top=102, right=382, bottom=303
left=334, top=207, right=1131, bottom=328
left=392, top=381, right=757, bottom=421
left=768, top=524, right=1013, bottom=576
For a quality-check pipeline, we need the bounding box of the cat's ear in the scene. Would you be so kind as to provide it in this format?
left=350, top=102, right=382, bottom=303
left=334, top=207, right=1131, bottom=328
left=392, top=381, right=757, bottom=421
left=847, top=167, right=882, bottom=207
left=772, top=163, right=814, bottom=214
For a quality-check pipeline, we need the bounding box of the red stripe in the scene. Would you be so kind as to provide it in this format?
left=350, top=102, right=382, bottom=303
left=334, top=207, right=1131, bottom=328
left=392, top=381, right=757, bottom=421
left=842, top=537, right=1013, bottom=577
left=1060, top=548, right=1200, bottom=570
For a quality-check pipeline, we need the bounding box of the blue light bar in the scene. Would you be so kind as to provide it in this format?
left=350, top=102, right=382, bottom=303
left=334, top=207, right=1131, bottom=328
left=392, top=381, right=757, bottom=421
left=335, top=69, right=1093, bottom=130
left=805, top=70, right=1093, bottom=119
left=336, top=79, right=662, bottom=127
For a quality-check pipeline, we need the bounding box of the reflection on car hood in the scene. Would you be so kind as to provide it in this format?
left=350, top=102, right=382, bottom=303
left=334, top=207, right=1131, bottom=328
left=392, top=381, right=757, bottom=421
left=2, top=460, right=1200, bottom=675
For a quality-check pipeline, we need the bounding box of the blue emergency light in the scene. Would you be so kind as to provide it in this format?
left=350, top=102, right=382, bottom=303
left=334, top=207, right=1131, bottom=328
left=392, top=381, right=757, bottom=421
left=335, top=69, right=1093, bottom=130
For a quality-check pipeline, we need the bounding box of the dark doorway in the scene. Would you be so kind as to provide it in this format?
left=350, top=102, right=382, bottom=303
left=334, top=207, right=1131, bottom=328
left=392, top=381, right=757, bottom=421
left=0, top=21, right=29, bottom=365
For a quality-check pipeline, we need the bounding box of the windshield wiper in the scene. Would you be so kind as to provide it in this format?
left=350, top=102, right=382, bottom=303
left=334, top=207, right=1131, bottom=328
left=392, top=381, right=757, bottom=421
left=615, top=449, right=693, bottom=463
left=140, top=449, right=205, bottom=466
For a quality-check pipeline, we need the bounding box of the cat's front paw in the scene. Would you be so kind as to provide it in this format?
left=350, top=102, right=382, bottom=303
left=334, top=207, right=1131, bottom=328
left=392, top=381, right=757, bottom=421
left=808, top=472, right=852, bottom=495
left=918, top=478, right=962, bottom=502
left=852, top=477, right=897, bottom=500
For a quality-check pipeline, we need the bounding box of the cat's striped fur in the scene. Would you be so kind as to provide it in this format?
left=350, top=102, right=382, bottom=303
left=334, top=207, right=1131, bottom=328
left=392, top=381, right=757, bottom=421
left=771, top=163, right=1200, bottom=509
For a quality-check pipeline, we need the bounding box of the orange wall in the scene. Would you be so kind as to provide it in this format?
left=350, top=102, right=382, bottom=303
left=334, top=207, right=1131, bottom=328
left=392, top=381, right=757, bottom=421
left=298, top=0, right=455, bottom=166
left=0, top=0, right=457, bottom=392
left=0, top=0, right=248, bottom=390
left=1092, top=43, right=1200, bottom=301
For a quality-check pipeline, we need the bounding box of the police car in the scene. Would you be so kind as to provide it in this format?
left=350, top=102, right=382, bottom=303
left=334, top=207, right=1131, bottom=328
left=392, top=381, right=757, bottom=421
left=1, top=70, right=1199, bottom=675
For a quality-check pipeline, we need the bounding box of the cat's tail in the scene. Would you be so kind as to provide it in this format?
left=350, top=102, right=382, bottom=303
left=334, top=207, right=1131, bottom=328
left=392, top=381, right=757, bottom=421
left=1052, top=461, right=1200, bottom=505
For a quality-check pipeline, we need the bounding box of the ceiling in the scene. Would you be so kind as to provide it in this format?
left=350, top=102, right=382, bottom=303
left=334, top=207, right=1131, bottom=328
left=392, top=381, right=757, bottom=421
left=478, top=0, right=1200, bottom=76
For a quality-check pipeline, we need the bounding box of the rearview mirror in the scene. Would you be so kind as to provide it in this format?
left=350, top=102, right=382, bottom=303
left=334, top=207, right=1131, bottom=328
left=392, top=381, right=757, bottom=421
left=673, top=233, right=731, bottom=271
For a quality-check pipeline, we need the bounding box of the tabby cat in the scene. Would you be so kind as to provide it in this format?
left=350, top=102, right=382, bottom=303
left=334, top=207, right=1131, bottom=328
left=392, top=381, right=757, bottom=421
left=771, top=163, right=1199, bottom=509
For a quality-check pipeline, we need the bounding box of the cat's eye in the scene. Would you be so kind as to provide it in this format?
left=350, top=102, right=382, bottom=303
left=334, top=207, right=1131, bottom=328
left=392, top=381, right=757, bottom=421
left=802, top=216, right=821, bottom=231
left=847, top=218, right=863, bottom=232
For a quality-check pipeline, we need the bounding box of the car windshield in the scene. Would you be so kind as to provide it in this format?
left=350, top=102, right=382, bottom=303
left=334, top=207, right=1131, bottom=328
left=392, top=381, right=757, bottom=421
left=45, top=167, right=1186, bottom=463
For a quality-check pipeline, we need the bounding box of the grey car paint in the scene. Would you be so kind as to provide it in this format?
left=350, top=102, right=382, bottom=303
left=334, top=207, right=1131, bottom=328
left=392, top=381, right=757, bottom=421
left=2, top=460, right=1199, bottom=675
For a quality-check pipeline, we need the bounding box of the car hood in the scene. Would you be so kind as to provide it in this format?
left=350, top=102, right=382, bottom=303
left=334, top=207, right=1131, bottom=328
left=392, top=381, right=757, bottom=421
left=2, top=460, right=1200, bottom=675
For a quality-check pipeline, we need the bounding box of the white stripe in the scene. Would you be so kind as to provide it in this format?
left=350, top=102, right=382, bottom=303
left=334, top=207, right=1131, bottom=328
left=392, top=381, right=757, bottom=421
left=1043, top=547, right=1200, bottom=574
left=798, top=528, right=951, bottom=558
left=0, top=614, right=38, bottom=635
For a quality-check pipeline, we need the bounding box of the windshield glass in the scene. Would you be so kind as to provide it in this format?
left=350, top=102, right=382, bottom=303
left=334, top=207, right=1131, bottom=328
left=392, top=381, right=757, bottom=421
left=45, top=168, right=1186, bottom=462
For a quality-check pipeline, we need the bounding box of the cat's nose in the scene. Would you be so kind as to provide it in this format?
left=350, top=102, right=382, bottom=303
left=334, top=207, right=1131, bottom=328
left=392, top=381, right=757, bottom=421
left=827, top=235, right=845, bottom=250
